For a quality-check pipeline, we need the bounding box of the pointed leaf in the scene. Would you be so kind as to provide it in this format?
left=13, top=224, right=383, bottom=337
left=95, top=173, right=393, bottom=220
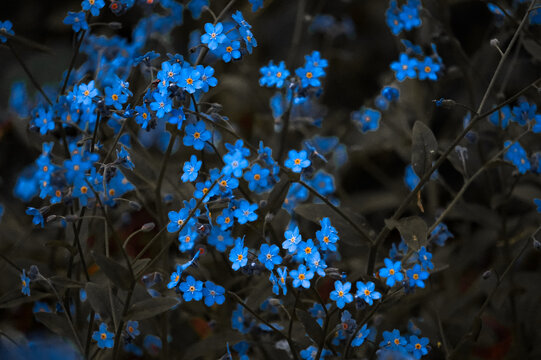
left=92, top=252, right=132, bottom=290
left=0, top=289, right=50, bottom=308
left=49, top=276, right=84, bottom=288
left=124, top=297, right=180, bottom=321
left=385, top=216, right=428, bottom=251
left=296, top=309, right=323, bottom=345
left=411, top=121, right=438, bottom=178
left=85, top=282, right=121, bottom=320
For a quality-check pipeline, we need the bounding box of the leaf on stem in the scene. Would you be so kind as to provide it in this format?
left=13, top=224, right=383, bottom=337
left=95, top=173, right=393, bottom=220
left=411, top=121, right=438, bottom=178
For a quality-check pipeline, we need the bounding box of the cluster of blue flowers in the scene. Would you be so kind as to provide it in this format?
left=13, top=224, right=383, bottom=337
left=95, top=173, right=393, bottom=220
left=6, top=0, right=541, bottom=358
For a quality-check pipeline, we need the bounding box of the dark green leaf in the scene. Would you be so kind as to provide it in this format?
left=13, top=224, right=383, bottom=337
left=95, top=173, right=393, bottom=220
left=92, top=252, right=132, bottom=290
left=411, top=121, right=438, bottom=178
left=385, top=216, right=428, bottom=251
left=45, top=241, right=76, bottom=255
left=523, top=38, right=541, bottom=62
left=35, top=312, right=78, bottom=343
left=85, top=282, right=117, bottom=320
left=0, top=289, right=50, bottom=309
left=183, top=331, right=245, bottom=360
left=296, top=309, right=323, bottom=345
left=124, top=297, right=180, bottom=321
left=294, top=204, right=373, bottom=246
left=49, top=276, right=84, bottom=288
left=264, top=174, right=291, bottom=215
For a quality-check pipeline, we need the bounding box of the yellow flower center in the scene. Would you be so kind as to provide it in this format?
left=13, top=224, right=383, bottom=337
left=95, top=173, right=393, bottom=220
left=186, top=78, right=194, bottom=85
left=84, top=90, right=90, bottom=96
left=112, top=94, right=118, bottom=101
left=389, top=269, right=395, bottom=275
left=294, top=159, right=301, bottom=165
left=226, top=46, right=233, bottom=53
left=364, top=289, right=371, bottom=296
left=298, top=274, right=305, bottom=280
left=338, top=291, right=344, bottom=297
left=100, top=333, right=107, bottom=340
left=253, top=174, right=261, bottom=180
left=80, top=186, right=88, bottom=194
left=193, top=132, right=200, bottom=139
left=413, top=274, right=419, bottom=280
left=189, top=285, right=195, bottom=292
left=306, top=72, right=313, bottom=79
left=237, top=254, right=243, bottom=261
left=424, top=66, right=431, bottom=73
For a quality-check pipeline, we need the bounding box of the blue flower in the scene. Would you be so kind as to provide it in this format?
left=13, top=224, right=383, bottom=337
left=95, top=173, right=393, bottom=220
left=229, top=238, right=248, bottom=271
left=404, top=164, right=420, bottom=191
left=285, top=150, right=311, bottom=173
left=400, top=5, right=422, bottom=30
left=82, top=0, right=105, bottom=16
left=222, top=41, right=242, bottom=63
left=243, top=164, right=270, bottom=192
left=150, top=92, right=172, bottom=119
left=167, top=208, right=190, bottom=233
left=105, top=86, right=128, bottom=110
left=116, top=147, right=134, bottom=170
left=167, top=264, right=183, bottom=289
left=216, top=208, right=234, bottom=230
left=240, top=27, right=257, bottom=54
left=307, top=252, right=327, bottom=277
left=295, top=65, right=324, bottom=88
left=21, top=269, right=30, bottom=296
left=223, top=151, right=249, bottom=178
left=34, top=107, right=55, bottom=135
left=233, top=200, right=258, bottom=224
left=258, top=244, right=282, bottom=270
left=382, top=86, right=400, bottom=101
left=232, top=11, right=252, bottom=30
left=181, top=155, right=202, bottom=182
left=300, top=345, right=331, bottom=360
left=179, top=275, right=203, bottom=302
left=183, top=121, right=211, bottom=150
left=187, top=0, right=209, bottom=19
left=417, top=246, right=434, bottom=270
left=0, top=20, right=14, bottom=43
left=380, top=329, right=407, bottom=352
left=406, top=264, right=429, bottom=288
left=406, top=335, right=429, bottom=359
left=417, top=57, right=440, bottom=81
left=197, top=65, right=218, bottom=92
left=290, top=264, right=314, bottom=289
left=391, top=53, right=418, bottom=81
left=504, top=140, right=530, bottom=174
left=179, top=67, right=203, bottom=94
left=378, top=258, right=404, bottom=287
left=92, top=322, right=114, bottom=349
left=203, top=281, right=226, bottom=306
left=356, top=281, right=381, bottom=305
left=297, top=239, right=317, bottom=261
left=208, top=227, right=234, bottom=252
left=125, top=321, right=140, bottom=339
left=63, top=12, right=88, bottom=32
left=26, top=207, right=44, bottom=228
left=512, top=99, right=536, bottom=126
left=167, top=108, right=186, bottom=130
left=276, top=267, right=288, bottom=295
left=259, top=60, right=290, bottom=88
left=249, top=0, right=264, bottom=11
left=201, top=22, right=227, bottom=51
left=178, top=228, right=198, bottom=252
left=430, top=223, right=453, bottom=247
left=351, top=324, right=370, bottom=347
left=330, top=281, right=354, bottom=309
left=316, top=217, right=339, bottom=252
left=135, top=104, right=152, bottom=129
left=283, top=226, right=302, bottom=253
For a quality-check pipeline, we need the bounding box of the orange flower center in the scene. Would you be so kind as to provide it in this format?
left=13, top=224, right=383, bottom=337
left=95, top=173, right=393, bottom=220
left=306, top=72, right=313, bottom=79
left=193, top=132, right=200, bottom=139
left=253, top=174, right=261, bottom=180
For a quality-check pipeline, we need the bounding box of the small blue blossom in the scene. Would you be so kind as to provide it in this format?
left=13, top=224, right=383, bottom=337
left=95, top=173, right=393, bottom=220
left=229, top=238, right=248, bottom=271
left=167, top=208, right=190, bottom=233
left=183, top=121, right=211, bottom=150
left=258, top=244, right=282, bottom=270
left=406, top=335, right=429, bottom=359
left=290, top=264, right=314, bottom=289
left=179, top=275, right=204, bottom=302
left=380, top=329, right=407, bottom=351
left=201, top=23, right=227, bottom=51
left=197, top=65, right=218, bottom=92
left=63, top=12, right=88, bottom=32
left=316, top=217, right=339, bottom=251
left=34, top=107, right=55, bottom=135
left=92, top=322, right=114, bottom=349
left=417, top=57, right=440, bottom=81
left=21, top=269, right=30, bottom=296
left=181, top=155, right=202, bottom=182
left=356, top=281, right=381, bottom=305
left=391, top=53, right=418, bottom=81
left=135, top=104, right=152, bottom=129
left=406, top=264, right=430, bottom=288
left=378, top=258, right=404, bottom=287
left=233, top=200, right=258, bottom=224
left=295, top=64, right=324, bottom=88
left=125, top=321, right=140, bottom=339
left=82, top=0, right=105, bottom=16
left=329, top=281, right=354, bottom=309
left=504, top=140, right=531, bottom=174
left=351, top=324, right=370, bottom=347
left=26, top=207, right=44, bottom=227
left=167, top=264, right=183, bottom=289
left=417, top=247, right=434, bottom=270
left=167, top=108, right=186, bottom=130
left=150, top=92, right=173, bottom=119
left=352, top=107, right=381, bottom=133
left=203, top=281, right=226, bottom=306
left=285, top=150, right=311, bottom=173
left=283, top=226, right=302, bottom=253
left=0, top=20, right=14, bottom=43
left=179, top=67, right=203, bottom=94
left=222, top=40, right=242, bottom=63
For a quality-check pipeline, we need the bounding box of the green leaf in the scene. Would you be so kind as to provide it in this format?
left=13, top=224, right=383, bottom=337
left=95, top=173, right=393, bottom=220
left=124, top=297, right=180, bottom=321
left=45, top=241, right=76, bottom=255
left=385, top=216, right=428, bottom=251
left=411, top=121, right=438, bottom=178
left=0, top=289, right=50, bottom=309
left=294, top=203, right=373, bottom=246
left=264, top=174, right=291, bottom=216
left=49, top=276, right=84, bottom=288
left=35, top=312, right=79, bottom=344
left=92, top=252, right=132, bottom=290
left=296, top=309, right=323, bottom=345
left=85, top=282, right=120, bottom=320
